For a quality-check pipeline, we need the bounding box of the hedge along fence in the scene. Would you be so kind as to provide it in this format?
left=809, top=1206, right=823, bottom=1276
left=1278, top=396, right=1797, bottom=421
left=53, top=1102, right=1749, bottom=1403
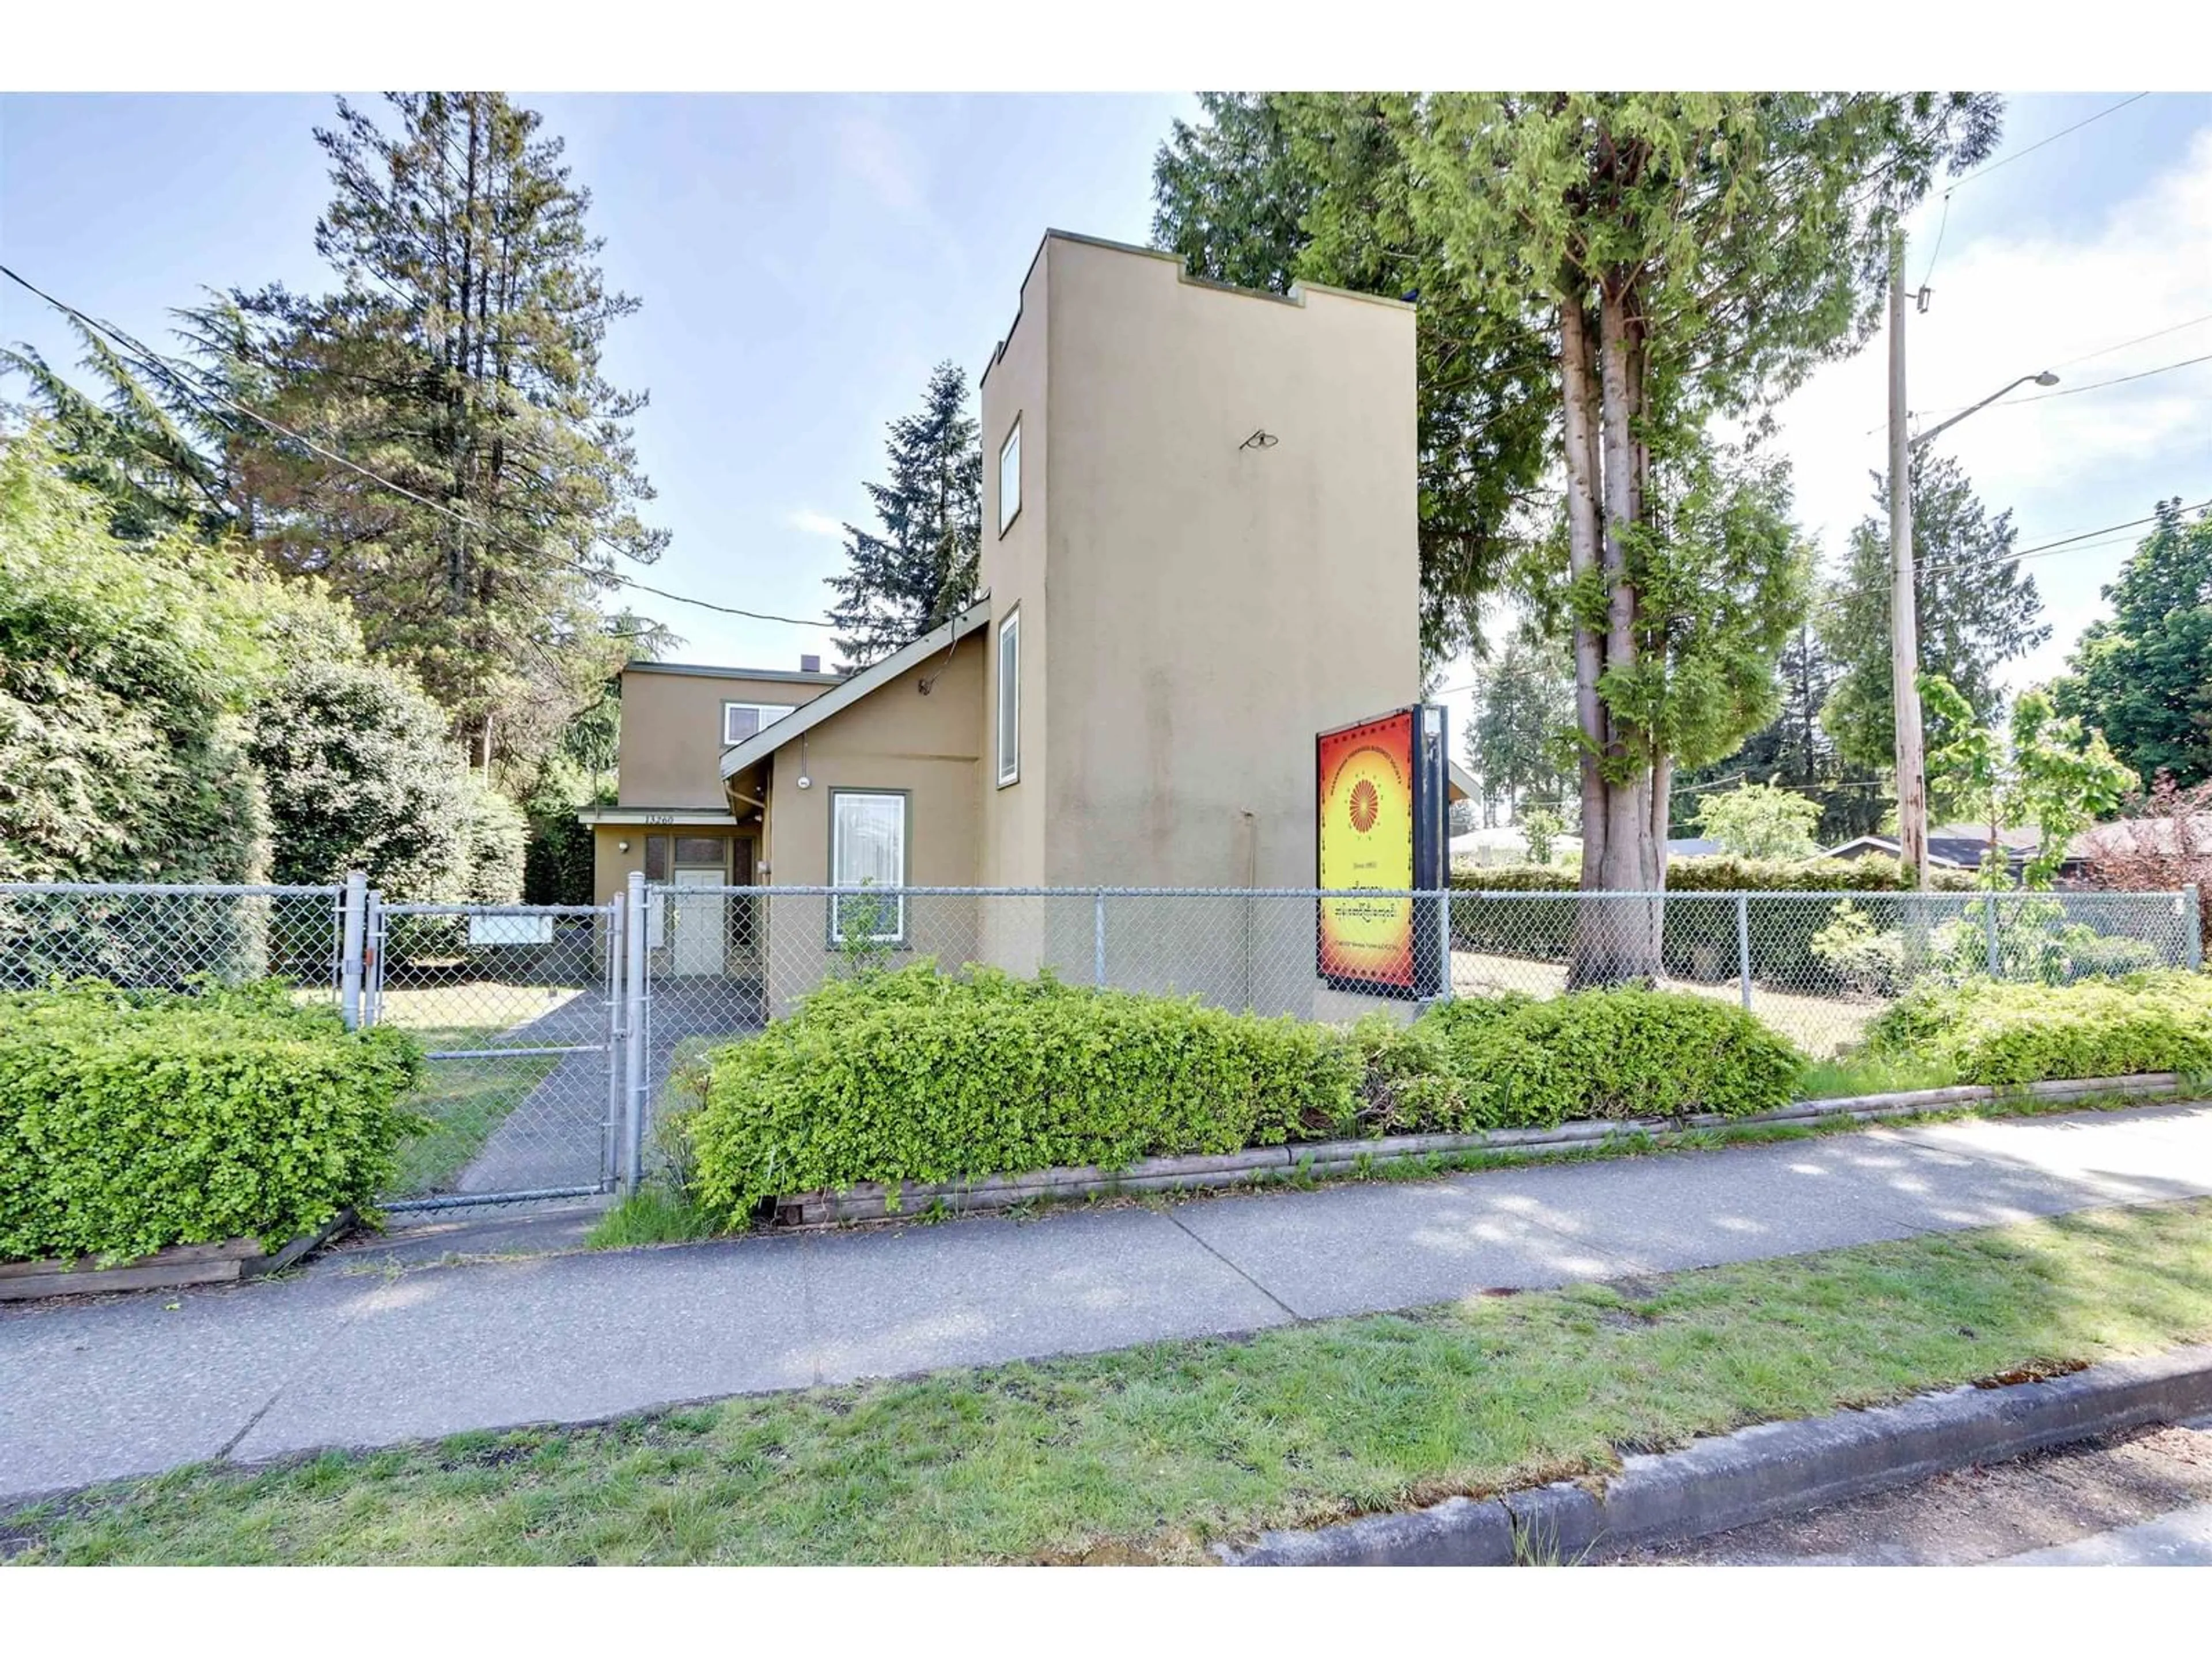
left=1446, top=859, right=1982, bottom=993
left=684, top=963, right=1805, bottom=1223
left=0, top=982, right=424, bottom=1263
left=1863, top=971, right=2212, bottom=1088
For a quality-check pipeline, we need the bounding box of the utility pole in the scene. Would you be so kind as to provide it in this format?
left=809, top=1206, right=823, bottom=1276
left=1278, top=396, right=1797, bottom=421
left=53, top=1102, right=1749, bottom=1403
left=1888, top=234, right=1930, bottom=887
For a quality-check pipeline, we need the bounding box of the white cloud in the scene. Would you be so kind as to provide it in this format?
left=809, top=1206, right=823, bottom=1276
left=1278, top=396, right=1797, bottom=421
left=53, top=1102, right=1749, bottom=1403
left=786, top=509, right=847, bottom=540
left=1766, top=123, right=2212, bottom=685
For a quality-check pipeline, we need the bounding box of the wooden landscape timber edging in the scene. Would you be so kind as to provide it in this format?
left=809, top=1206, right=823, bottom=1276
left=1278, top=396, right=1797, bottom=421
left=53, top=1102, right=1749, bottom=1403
left=0, top=1211, right=355, bottom=1302
left=772, top=1075, right=2190, bottom=1226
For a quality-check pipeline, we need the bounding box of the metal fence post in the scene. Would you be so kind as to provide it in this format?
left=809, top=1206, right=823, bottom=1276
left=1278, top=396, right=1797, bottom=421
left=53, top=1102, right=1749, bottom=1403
left=1094, top=888, right=1107, bottom=987
left=339, top=870, right=368, bottom=1029
left=605, top=892, right=626, bottom=1193
left=1736, top=892, right=1752, bottom=1012
left=1437, top=888, right=1455, bottom=1002
left=2186, top=885, right=2203, bottom=972
left=623, top=872, right=649, bottom=1195
left=362, top=888, right=384, bottom=1026
left=1984, top=893, right=2002, bottom=978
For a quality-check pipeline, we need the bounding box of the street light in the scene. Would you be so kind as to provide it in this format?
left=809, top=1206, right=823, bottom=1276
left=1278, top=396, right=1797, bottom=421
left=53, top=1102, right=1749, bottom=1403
left=1886, top=231, right=2060, bottom=887
left=1911, top=369, right=2061, bottom=450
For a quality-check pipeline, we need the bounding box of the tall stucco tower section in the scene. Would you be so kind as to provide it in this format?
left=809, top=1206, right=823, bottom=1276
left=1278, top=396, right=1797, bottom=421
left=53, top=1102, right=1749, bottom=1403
left=976, top=231, right=1419, bottom=893
left=977, top=237, right=1051, bottom=891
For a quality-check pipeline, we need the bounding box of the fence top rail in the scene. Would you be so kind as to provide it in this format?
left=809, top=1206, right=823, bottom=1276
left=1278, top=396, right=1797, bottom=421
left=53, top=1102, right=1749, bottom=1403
left=644, top=883, right=2193, bottom=903
left=0, top=882, right=343, bottom=897
left=379, top=902, right=611, bottom=918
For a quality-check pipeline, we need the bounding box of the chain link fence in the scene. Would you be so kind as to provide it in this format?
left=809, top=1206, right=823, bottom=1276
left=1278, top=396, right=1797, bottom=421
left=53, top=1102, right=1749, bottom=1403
left=3, top=878, right=2199, bottom=1213
left=634, top=884, right=2205, bottom=1123
left=369, top=899, right=623, bottom=1210
left=0, top=882, right=345, bottom=997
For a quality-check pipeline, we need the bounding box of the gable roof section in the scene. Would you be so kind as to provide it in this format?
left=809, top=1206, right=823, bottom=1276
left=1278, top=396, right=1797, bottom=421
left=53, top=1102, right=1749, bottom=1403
left=718, top=599, right=992, bottom=780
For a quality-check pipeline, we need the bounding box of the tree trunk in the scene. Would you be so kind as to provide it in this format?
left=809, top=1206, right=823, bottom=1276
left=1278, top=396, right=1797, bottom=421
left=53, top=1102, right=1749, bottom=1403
left=1559, top=294, right=1607, bottom=869
left=1564, top=276, right=1665, bottom=984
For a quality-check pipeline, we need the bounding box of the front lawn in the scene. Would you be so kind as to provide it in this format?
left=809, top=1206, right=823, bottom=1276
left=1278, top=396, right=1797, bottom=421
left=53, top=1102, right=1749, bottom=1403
left=10, top=1196, right=2212, bottom=1565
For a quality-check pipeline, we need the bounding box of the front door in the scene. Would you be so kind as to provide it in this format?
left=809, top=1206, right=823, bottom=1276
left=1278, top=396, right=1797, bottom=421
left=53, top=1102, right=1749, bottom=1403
left=671, top=866, right=726, bottom=976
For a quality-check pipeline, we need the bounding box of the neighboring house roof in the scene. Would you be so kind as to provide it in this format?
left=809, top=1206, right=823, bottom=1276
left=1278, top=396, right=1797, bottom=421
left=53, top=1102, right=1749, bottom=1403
left=1820, top=831, right=2048, bottom=870
left=1822, top=834, right=1978, bottom=869
left=717, top=599, right=993, bottom=780
left=624, top=660, right=847, bottom=686
left=1446, top=759, right=1478, bottom=804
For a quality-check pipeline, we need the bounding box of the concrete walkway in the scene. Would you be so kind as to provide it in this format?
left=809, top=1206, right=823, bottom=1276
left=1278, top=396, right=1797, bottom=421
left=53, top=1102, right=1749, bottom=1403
left=7, top=1101, right=2212, bottom=1503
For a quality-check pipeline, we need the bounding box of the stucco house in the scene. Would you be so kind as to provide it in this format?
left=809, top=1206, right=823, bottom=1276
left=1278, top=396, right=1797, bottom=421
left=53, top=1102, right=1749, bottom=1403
left=583, top=230, right=1471, bottom=1010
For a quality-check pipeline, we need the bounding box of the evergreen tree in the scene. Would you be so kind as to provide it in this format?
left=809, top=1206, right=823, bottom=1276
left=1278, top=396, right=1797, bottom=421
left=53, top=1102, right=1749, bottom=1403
left=824, top=362, right=982, bottom=667
left=1674, top=624, right=1886, bottom=844
left=1463, top=638, right=1576, bottom=823
left=1820, top=450, right=2048, bottom=778
left=2051, top=500, right=2212, bottom=787
left=1156, top=92, right=1995, bottom=979
left=222, top=92, right=668, bottom=774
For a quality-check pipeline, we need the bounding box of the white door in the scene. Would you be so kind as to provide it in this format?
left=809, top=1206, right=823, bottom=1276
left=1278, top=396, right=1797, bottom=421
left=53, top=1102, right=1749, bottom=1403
left=671, top=867, right=726, bottom=976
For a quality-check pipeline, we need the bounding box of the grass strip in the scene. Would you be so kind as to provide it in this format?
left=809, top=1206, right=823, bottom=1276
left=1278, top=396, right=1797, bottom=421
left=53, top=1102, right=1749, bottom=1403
left=9, top=1196, right=2212, bottom=1565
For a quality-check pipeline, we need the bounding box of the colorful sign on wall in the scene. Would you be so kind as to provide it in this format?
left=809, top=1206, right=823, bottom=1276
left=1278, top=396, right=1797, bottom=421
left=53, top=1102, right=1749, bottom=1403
left=1316, top=706, right=1444, bottom=995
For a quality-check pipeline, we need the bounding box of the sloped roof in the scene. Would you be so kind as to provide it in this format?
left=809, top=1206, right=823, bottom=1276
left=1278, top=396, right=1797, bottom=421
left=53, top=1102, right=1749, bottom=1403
left=717, top=599, right=991, bottom=781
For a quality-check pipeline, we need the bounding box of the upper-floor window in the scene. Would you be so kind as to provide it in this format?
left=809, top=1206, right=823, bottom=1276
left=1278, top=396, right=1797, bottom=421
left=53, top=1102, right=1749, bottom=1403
left=996, top=609, right=1020, bottom=787
left=998, top=419, right=1021, bottom=536
left=723, top=700, right=796, bottom=746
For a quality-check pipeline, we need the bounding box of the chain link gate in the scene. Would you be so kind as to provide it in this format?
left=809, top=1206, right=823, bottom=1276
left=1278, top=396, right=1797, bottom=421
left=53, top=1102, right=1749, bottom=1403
left=366, top=895, right=628, bottom=1211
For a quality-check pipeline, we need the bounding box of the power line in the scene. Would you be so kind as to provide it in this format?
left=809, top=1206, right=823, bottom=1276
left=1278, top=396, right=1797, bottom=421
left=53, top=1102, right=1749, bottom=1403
left=1909, top=350, right=2212, bottom=429
left=1945, top=93, right=2150, bottom=191
left=2047, top=309, right=2212, bottom=373
left=0, top=260, right=839, bottom=632
left=1917, top=497, right=2211, bottom=578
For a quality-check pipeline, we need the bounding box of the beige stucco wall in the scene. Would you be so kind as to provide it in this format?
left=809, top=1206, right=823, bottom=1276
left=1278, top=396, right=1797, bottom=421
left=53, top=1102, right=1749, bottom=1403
left=975, top=232, right=1421, bottom=1010
left=757, top=634, right=987, bottom=1008
left=616, top=666, right=839, bottom=809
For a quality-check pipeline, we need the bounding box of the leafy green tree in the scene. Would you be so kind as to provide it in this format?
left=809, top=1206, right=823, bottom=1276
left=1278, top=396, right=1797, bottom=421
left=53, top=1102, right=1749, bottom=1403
left=2051, top=500, right=2212, bottom=787
left=1, top=317, right=252, bottom=546
left=1518, top=805, right=1565, bottom=865
left=1674, top=624, right=1884, bottom=844
left=5, top=94, right=666, bottom=786
left=0, top=427, right=268, bottom=884
left=245, top=656, right=477, bottom=900
left=1157, top=93, right=1995, bottom=979
left=1692, top=781, right=1822, bottom=861
left=824, top=361, right=982, bottom=666
left=1922, top=674, right=2135, bottom=889
left=1820, top=450, right=2048, bottom=777
left=221, top=92, right=666, bottom=774
left=1463, top=638, right=1575, bottom=822
left=461, top=779, right=529, bottom=905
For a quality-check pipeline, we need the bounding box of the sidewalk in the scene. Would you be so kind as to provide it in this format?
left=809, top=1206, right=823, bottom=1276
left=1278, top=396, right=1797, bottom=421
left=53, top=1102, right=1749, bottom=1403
left=6, top=1101, right=2212, bottom=1503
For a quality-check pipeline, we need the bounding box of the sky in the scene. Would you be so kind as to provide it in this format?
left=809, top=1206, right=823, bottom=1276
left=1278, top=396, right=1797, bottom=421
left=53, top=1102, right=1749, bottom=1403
left=3, top=91, right=2208, bottom=746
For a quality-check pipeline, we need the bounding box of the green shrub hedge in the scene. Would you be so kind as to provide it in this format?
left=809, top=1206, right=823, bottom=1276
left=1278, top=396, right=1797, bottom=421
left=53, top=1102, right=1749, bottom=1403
left=1862, top=971, right=2212, bottom=1087
left=0, top=982, right=424, bottom=1262
left=1415, top=987, right=1806, bottom=1126
left=685, top=964, right=1805, bottom=1222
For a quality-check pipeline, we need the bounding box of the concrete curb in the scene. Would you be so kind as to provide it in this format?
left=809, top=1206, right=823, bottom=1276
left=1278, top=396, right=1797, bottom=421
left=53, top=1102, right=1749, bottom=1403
left=1223, top=1342, right=2212, bottom=1565
left=777, top=1074, right=2190, bottom=1224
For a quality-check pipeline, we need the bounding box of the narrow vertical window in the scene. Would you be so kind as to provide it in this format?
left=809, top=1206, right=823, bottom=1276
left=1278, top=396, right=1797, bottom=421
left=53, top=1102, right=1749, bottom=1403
left=997, top=609, right=1020, bottom=787
left=998, top=419, right=1021, bottom=535
left=830, top=790, right=907, bottom=944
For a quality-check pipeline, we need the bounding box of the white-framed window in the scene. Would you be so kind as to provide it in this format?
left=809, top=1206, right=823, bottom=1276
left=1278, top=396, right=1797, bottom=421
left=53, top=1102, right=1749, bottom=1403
left=997, top=418, right=1021, bottom=535
left=996, top=608, right=1020, bottom=787
left=830, top=789, right=907, bottom=944
left=722, top=700, right=796, bottom=746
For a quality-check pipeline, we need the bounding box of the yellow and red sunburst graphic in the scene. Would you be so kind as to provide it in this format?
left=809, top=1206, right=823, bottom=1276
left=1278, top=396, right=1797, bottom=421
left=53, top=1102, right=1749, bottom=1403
left=1317, top=711, right=1416, bottom=990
